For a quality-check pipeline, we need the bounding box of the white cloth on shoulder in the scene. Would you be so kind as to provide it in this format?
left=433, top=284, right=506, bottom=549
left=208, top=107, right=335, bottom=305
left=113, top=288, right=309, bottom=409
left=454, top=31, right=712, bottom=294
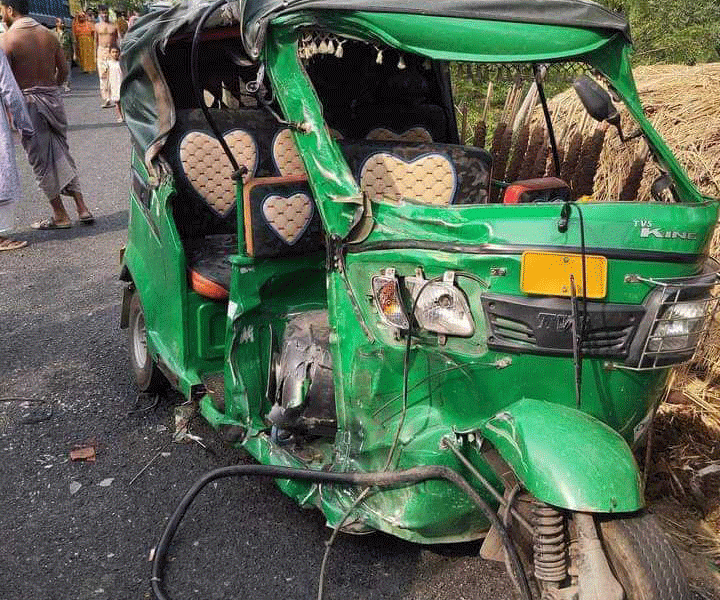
left=0, top=47, right=33, bottom=234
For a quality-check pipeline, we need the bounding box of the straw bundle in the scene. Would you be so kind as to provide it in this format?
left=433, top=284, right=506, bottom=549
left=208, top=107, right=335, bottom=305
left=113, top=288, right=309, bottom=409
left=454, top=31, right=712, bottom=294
left=643, top=403, right=720, bottom=568
left=573, top=124, right=607, bottom=197
left=505, top=122, right=530, bottom=183
left=540, top=63, right=720, bottom=201
left=518, top=126, right=545, bottom=181
left=532, top=134, right=549, bottom=179
left=473, top=120, right=487, bottom=149
left=560, top=130, right=583, bottom=185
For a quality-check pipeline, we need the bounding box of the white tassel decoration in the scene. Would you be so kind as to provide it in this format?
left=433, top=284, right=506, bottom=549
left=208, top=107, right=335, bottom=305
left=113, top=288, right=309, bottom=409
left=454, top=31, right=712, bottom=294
left=376, top=49, right=383, bottom=64
left=335, top=40, right=345, bottom=58
left=397, top=55, right=406, bottom=70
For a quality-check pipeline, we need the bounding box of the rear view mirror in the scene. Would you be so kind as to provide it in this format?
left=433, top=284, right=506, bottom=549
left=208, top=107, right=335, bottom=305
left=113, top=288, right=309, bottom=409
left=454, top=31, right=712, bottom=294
left=573, top=75, right=642, bottom=143
left=573, top=75, right=619, bottom=125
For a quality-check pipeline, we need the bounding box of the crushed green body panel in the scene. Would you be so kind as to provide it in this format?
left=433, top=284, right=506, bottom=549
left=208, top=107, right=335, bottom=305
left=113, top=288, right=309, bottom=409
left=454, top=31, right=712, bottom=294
left=123, top=148, right=227, bottom=397
left=480, top=398, right=643, bottom=512
left=125, top=8, right=720, bottom=544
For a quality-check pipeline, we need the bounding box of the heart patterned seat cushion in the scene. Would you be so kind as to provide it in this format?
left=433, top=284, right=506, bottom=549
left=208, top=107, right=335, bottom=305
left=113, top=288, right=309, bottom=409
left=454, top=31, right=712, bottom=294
left=179, top=129, right=258, bottom=217
left=360, top=152, right=457, bottom=205
left=243, top=176, right=324, bottom=258
left=365, top=127, right=433, bottom=143
left=262, top=193, right=314, bottom=245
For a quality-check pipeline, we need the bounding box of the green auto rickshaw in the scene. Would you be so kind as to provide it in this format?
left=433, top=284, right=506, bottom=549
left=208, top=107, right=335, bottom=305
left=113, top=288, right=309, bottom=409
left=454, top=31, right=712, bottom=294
left=119, top=1, right=719, bottom=598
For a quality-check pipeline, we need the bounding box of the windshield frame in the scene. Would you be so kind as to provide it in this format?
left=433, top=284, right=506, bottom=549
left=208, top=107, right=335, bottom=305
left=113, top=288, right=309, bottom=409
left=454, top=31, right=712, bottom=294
left=265, top=15, right=706, bottom=238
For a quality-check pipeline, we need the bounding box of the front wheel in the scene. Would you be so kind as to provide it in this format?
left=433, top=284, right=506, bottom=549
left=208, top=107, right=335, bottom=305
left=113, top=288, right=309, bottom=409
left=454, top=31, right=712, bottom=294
left=599, top=512, right=692, bottom=600
left=128, top=290, right=168, bottom=393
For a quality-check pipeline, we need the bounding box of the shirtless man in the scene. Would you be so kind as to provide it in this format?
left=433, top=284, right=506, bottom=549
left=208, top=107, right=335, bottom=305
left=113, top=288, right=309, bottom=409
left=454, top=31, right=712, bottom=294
left=94, top=4, right=117, bottom=108
left=0, top=0, right=93, bottom=229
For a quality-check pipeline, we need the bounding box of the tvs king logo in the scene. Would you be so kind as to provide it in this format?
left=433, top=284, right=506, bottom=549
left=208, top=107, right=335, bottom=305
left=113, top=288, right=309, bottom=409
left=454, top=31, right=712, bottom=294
left=635, top=220, right=697, bottom=241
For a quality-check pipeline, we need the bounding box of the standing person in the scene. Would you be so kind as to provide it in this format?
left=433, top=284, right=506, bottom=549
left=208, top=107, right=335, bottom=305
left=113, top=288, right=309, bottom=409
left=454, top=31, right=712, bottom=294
left=0, top=45, right=33, bottom=249
left=115, top=10, right=127, bottom=42
left=0, top=0, right=94, bottom=230
left=127, top=10, right=139, bottom=30
left=94, top=5, right=117, bottom=108
left=53, top=17, right=72, bottom=92
left=107, top=45, right=123, bottom=122
left=72, top=12, right=95, bottom=73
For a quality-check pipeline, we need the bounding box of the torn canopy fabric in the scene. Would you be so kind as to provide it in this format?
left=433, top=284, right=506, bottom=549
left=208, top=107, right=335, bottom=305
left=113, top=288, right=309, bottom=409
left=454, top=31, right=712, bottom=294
left=120, top=0, right=629, bottom=170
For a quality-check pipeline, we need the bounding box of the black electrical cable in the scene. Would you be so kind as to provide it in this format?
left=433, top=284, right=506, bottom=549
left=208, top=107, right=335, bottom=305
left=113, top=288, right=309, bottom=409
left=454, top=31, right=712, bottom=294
left=570, top=202, right=589, bottom=336
left=190, top=0, right=241, bottom=173
left=455, top=271, right=490, bottom=289
left=557, top=201, right=589, bottom=407
left=389, top=272, right=488, bottom=465
left=386, top=275, right=444, bottom=470
left=150, top=465, right=532, bottom=600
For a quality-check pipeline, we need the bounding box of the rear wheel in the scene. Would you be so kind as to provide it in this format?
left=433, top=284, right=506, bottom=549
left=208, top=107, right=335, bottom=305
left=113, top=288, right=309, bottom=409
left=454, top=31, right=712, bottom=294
left=128, top=290, right=168, bottom=393
left=599, top=512, right=692, bottom=600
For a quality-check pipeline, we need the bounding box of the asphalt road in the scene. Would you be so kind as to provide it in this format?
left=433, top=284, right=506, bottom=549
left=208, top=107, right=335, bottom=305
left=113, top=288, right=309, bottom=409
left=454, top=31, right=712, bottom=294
left=0, top=71, right=515, bottom=600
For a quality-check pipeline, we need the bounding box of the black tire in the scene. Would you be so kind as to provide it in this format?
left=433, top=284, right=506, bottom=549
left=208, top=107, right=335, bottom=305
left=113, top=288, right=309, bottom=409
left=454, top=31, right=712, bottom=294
left=599, top=511, right=692, bottom=600
left=128, top=290, right=168, bottom=393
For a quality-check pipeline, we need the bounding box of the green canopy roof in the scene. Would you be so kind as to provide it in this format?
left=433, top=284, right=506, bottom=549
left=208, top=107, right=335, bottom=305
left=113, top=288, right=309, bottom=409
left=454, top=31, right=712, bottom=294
left=120, top=0, right=629, bottom=170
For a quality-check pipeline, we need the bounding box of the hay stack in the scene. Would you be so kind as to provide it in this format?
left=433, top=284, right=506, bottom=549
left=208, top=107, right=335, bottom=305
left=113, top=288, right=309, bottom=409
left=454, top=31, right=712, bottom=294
left=538, top=63, right=720, bottom=201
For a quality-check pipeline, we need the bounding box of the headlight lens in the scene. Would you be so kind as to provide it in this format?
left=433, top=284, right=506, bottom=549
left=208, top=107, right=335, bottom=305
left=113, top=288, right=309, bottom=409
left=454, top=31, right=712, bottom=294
left=647, top=300, right=707, bottom=353
left=406, top=274, right=475, bottom=337
left=372, top=270, right=476, bottom=337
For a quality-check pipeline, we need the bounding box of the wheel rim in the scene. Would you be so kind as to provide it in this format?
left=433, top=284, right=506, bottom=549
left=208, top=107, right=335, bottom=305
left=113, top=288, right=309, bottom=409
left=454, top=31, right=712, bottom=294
left=132, top=309, right=148, bottom=368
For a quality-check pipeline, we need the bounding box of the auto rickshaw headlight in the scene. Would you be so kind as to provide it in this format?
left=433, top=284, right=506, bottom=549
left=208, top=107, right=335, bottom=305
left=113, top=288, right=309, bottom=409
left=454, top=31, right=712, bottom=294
left=647, top=300, right=707, bottom=353
left=406, top=272, right=475, bottom=337
left=372, top=269, right=410, bottom=330
left=412, top=282, right=475, bottom=337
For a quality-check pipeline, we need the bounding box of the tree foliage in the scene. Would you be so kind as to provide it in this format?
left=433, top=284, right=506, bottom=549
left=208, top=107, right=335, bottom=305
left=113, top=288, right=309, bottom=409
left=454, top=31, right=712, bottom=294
left=598, top=0, right=720, bottom=64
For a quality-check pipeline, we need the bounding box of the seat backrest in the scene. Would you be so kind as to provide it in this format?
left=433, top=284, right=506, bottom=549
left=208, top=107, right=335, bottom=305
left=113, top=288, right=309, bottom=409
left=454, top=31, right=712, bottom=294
left=164, top=109, right=305, bottom=239
left=270, top=131, right=492, bottom=206
left=243, top=176, right=324, bottom=258
left=331, top=103, right=448, bottom=143
left=339, top=140, right=493, bottom=205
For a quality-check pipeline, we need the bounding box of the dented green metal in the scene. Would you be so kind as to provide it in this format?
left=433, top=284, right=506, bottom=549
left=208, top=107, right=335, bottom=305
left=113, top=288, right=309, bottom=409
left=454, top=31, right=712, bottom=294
left=121, top=6, right=719, bottom=545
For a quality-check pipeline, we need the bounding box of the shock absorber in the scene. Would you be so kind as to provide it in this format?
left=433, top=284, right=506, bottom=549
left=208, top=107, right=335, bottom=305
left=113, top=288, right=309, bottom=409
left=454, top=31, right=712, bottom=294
left=532, top=502, right=568, bottom=587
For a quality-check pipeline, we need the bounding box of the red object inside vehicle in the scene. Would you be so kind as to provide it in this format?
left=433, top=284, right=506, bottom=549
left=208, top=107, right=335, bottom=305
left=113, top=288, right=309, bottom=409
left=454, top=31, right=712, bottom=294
left=502, top=177, right=571, bottom=204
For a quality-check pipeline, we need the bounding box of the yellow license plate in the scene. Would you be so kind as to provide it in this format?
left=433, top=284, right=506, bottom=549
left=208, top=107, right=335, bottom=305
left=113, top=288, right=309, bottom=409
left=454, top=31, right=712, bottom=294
left=520, top=251, right=607, bottom=299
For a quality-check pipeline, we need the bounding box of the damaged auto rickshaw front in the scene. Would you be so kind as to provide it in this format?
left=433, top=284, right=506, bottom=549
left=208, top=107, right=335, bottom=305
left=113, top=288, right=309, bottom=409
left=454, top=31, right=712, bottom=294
left=119, top=2, right=720, bottom=598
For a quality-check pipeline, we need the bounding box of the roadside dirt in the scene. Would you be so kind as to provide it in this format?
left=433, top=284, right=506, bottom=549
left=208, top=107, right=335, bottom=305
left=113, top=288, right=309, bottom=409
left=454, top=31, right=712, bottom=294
left=643, top=404, right=720, bottom=598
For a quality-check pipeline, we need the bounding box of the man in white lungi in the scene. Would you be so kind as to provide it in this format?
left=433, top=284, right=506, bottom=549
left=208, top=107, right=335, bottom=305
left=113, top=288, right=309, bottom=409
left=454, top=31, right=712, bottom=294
left=0, top=45, right=32, bottom=250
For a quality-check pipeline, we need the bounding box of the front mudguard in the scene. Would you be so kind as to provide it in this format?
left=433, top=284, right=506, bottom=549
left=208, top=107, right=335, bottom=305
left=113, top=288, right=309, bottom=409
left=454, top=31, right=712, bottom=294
left=480, top=398, right=643, bottom=513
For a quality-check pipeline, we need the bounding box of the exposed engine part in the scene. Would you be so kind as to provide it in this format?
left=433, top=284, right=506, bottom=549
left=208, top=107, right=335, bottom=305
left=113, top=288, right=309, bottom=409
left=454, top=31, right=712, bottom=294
left=574, top=513, right=623, bottom=600
left=533, top=503, right=568, bottom=585
left=267, top=310, right=336, bottom=438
